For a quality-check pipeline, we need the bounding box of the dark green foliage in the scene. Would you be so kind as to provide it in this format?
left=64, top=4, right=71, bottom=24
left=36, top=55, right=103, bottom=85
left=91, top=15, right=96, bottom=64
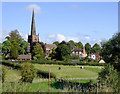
left=84, top=57, right=94, bottom=63
left=37, top=69, right=56, bottom=78
left=75, top=41, right=83, bottom=49
left=53, top=41, right=59, bottom=46
left=17, top=60, right=104, bottom=66
left=101, top=32, right=120, bottom=64
left=2, top=40, right=11, bottom=57
left=32, top=43, right=45, bottom=60
left=68, top=40, right=75, bottom=50
left=55, top=44, right=71, bottom=60
left=1, top=60, right=22, bottom=69
left=10, top=45, right=19, bottom=59
left=91, top=43, right=101, bottom=53
left=98, top=64, right=120, bottom=92
left=21, top=63, right=37, bottom=83
left=5, top=30, right=23, bottom=42
left=85, top=43, right=91, bottom=55
left=69, top=55, right=80, bottom=59
left=2, top=30, right=29, bottom=59
left=49, top=47, right=56, bottom=59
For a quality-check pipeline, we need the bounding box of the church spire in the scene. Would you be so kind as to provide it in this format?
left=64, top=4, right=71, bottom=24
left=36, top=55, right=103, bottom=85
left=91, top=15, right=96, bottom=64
left=31, top=9, right=36, bottom=35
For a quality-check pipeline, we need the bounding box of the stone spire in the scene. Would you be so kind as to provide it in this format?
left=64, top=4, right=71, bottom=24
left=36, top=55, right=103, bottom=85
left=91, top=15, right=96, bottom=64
left=31, top=9, right=36, bottom=35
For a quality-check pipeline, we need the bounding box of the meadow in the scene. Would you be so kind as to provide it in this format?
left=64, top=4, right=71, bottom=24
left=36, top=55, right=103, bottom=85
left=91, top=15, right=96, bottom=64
left=2, top=64, right=103, bottom=92
left=34, top=64, right=102, bottom=79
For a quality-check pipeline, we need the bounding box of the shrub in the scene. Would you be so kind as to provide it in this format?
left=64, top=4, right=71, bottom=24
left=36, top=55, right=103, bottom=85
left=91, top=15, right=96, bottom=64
left=21, top=63, right=37, bottom=83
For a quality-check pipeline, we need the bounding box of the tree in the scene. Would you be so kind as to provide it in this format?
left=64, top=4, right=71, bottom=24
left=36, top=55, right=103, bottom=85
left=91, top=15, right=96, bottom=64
left=91, top=43, right=101, bottom=53
left=10, top=45, right=19, bottom=59
left=21, top=63, right=37, bottom=83
left=5, top=30, right=23, bottom=42
left=2, top=30, right=29, bottom=59
left=75, top=42, right=83, bottom=49
left=19, top=41, right=29, bottom=54
left=85, top=43, right=91, bottom=55
left=53, top=41, right=59, bottom=46
left=49, top=47, right=56, bottom=59
left=68, top=40, right=75, bottom=50
left=55, top=44, right=71, bottom=60
left=98, top=64, right=120, bottom=92
left=101, top=32, right=120, bottom=64
left=2, top=40, right=11, bottom=57
left=32, top=43, right=45, bottom=60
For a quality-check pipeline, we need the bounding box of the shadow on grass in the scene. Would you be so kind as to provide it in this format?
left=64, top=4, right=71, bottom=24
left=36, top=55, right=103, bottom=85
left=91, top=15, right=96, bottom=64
left=50, top=80, right=97, bottom=92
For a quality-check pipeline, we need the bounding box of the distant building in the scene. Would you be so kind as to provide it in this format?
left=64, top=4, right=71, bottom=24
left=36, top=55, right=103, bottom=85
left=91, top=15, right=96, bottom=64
left=71, top=46, right=87, bottom=58
left=98, top=59, right=105, bottom=63
left=88, top=53, right=101, bottom=60
left=17, top=55, right=31, bottom=60
left=45, top=44, right=57, bottom=56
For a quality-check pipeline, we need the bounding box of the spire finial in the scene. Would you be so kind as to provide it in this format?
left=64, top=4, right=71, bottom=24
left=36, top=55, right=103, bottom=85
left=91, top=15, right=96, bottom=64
left=31, top=8, right=36, bottom=35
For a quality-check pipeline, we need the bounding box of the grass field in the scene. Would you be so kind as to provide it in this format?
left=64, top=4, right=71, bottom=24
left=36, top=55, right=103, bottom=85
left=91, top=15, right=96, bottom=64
left=2, top=64, right=103, bottom=92
left=34, top=64, right=102, bottom=79
left=3, top=66, right=21, bottom=82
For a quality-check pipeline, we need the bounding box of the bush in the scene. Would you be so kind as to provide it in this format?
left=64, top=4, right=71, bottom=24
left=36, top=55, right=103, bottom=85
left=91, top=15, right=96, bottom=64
left=21, top=63, right=37, bottom=83
left=37, top=69, right=56, bottom=78
left=69, top=55, right=80, bottom=59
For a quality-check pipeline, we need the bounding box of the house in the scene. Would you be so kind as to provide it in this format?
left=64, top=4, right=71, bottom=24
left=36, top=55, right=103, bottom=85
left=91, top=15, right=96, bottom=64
left=98, top=59, right=105, bottom=63
left=71, top=47, right=87, bottom=58
left=71, top=48, right=82, bottom=55
left=45, top=44, right=57, bottom=56
left=88, top=53, right=100, bottom=60
left=17, top=55, right=31, bottom=60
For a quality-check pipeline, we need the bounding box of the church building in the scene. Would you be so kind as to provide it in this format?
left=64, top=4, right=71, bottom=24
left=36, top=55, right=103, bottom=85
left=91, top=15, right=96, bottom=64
left=28, top=10, right=39, bottom=50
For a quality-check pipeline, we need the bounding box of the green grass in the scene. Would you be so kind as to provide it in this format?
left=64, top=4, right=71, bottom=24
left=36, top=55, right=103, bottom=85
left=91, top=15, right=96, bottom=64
left=2, top=65, right=21, bottom=82
left=84, top=66, right=103, bottom=73
left=2, top=82, right=64, bottom=92
left=34, top=64, right=102, bottom=79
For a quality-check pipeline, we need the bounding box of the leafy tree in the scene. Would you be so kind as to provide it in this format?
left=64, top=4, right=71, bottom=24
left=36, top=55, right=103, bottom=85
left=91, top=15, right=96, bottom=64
left=49, top=47, right=56, bottom=59
left=19, top=41, right=29, bottom=54
left=2, top=30, right=29, bottom=59
left=101, top=32, right=120, bottom=64
left=21, top=63, right=37, bottom=83
left=68, top=40, right=75, bottom=50
left=32, top=43, right=45, bottom=60
left=10, top=45, right=19, bottom=59
left=91, top=43, right=101, bottom=53
left=98, top=64, right=120, bottom=92
left=53, top=41, right=59, bottom=46
left=2, top=40, right=11, bottom=57
left=5, top=30, right=23, bottom=42
left=75, top=42, right=83, bottom=49
left=85, top=43, right=91, bottom=55
left=55, top=44, right=71, bottom=60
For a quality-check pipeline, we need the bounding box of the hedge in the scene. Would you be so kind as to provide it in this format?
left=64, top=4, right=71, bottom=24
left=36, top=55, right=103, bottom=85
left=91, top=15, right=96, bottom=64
left=0, top=60, right=56, bottom=78
left=17, top=60, right=105, bottom=66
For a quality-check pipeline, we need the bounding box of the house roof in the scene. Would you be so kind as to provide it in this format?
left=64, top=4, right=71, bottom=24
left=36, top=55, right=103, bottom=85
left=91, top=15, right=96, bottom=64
left=45, top=44, right=57, bottom=49
left=72, top=48, right=82, bottom=52
left=17, top=55, right=31, bottom=59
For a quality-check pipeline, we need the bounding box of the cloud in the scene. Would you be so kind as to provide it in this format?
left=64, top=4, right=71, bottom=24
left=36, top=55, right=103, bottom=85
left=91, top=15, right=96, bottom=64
left=43, top=34, right=79, bottom=43
left=70, top=5, right=78, bottom=8
left=56, top=34, right=66, bottom=42
left=25, top=4, right=42, bottom=14
left=84, top=35, right=91, bottom=40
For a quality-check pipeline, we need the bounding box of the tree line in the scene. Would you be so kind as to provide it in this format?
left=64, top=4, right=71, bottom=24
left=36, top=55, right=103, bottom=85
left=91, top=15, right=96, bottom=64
left=1, top=30, right=101, bottom=60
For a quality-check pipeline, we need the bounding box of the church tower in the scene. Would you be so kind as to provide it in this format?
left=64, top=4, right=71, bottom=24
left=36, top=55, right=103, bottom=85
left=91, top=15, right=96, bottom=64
left=28, top=9, right=39, bottom=51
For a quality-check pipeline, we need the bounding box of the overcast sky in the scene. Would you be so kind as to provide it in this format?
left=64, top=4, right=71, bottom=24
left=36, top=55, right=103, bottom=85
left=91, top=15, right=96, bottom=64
left=1, top=2, right=118, bottom=46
